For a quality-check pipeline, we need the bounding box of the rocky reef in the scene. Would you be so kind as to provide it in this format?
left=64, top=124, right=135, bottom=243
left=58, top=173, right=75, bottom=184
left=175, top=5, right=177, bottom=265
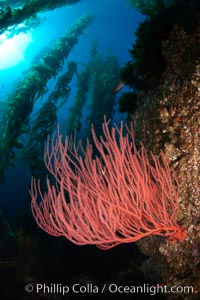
left=130, top=5, right=200, bottom=298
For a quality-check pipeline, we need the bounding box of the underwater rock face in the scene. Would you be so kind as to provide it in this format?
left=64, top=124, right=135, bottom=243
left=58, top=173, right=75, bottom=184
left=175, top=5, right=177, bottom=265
left=131, top=16, right=200, bottom=298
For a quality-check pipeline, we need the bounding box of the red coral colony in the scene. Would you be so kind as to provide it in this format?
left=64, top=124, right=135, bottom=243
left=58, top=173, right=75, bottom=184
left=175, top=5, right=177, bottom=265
left=30, top=118, right=186, bottom=250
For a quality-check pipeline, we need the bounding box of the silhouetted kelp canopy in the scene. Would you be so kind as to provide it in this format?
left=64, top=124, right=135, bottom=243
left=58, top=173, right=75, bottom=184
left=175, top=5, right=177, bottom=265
left=0, top=13, right=94, bottom=182
left=119, top=0, right=199, bottom=115
left=0, top=0, right=80, bottom=34
left=0, top=1, right=199, bottom=298
left=127, top=0, right=179, bottom=17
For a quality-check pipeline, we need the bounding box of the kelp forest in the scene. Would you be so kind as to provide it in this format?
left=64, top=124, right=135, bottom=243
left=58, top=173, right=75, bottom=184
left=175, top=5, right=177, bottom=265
left=0, top=0, right=199, bottom=299
left=0, top=1, right=123, bottom=297
left=0, top=2, right=122, bottom=184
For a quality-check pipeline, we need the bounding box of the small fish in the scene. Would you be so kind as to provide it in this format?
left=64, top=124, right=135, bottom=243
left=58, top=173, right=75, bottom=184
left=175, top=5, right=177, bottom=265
left=77, top=119, right=81, bottom=132
left=113, top=80, right=125, bottom=93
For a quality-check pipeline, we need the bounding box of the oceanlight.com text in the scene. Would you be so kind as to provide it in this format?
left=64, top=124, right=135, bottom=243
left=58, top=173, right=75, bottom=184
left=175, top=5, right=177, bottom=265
left=25, top=282, right=194, bottom=296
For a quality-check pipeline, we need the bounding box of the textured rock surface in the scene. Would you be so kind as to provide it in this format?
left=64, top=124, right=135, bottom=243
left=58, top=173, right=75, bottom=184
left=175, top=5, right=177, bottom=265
left=131, top=19, right=200, bottom=298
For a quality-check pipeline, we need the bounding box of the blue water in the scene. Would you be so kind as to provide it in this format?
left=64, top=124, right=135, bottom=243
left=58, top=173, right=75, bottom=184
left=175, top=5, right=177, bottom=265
left=0, top=1, right=144, bottom=216
left=0, top=0, right=143, bottom=93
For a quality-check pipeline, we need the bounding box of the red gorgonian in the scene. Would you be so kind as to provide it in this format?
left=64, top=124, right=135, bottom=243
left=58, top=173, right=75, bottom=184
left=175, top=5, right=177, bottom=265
left=30, top=118, right=186, bottom=250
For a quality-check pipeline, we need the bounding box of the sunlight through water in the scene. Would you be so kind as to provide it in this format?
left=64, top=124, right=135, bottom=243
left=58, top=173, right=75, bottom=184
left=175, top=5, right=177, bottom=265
left=0, top=31, right=33, bottom=70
